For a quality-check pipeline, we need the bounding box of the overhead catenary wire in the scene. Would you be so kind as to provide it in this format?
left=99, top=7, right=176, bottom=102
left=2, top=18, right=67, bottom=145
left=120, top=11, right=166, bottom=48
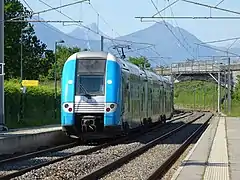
left=147, top=46, right=169, bottom=66
left=36, top=0, right=154, bottom=46
left=182, top=0, right=240, bottom=16
left=88, top=2, right=121, bottom=38
left=18, top=0, right=164, bottom=60
left=198, top=37, right=240, bottom=45
left=137, top=0, right=240, bottom=20
left=88, top=2, right=158, bottom=56
left=168, top=1, right=195, bottom=53
left=22, top=0, right=34, bottom=12
left=215, top=0, right=225, bottom=7
left=88, top=2, right=123, bottom=51
left=152, top=0, right=180, bottom=17
left=149, top=0, right=195, bottom=59
left=137, top=16, right=240, bottom=19
left=9, top=0, right=89, bottom=21
left=195, top=43, right=240, bottom=57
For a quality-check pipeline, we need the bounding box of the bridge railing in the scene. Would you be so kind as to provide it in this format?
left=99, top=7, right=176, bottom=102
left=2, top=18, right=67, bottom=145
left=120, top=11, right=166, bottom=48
left=155, top=59, right=240, bottom=75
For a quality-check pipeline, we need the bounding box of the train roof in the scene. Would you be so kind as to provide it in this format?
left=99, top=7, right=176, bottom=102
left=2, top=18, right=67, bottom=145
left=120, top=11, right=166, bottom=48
left=68, top=51, right=171, bottom=84
left=76, top=51, right=108, bottom=59
left=162, top=76, right=172, bottom=84
left=118, top=58, right=142, bottom=76
left=117, top=56, right=167, bottom=84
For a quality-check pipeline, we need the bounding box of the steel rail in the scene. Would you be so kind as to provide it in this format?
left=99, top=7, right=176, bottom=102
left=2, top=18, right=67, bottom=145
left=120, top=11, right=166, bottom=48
left=79, top=113, right=205, bottom=180
left=0, top=141, right=78, bottom=164
left=0, top=112, right=191, bottom=180
left=146, top=113, right=213, bottom=180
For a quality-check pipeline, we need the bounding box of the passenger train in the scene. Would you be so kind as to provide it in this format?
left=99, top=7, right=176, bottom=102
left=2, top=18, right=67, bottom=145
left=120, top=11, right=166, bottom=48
left=61, top=51, right=174, bottom=139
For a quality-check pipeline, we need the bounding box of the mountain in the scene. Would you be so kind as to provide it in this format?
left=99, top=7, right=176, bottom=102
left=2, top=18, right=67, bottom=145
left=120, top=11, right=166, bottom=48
left=116, top=22, right=230, bottom=64
left=30, top=16, right=101, bottom=50
left=30, top=16, right=240, bottom=66
left=68, top=23, right=109, bottom=41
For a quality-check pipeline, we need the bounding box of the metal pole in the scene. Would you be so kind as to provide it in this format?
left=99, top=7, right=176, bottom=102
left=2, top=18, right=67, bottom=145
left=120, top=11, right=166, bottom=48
left=227, top=57, right=231, bottom=114
left=224, top=69, right=227, bottom=112
left=203, top=86, right=206, bottom=110
left=100, top=35, right=104, bottom=51
left=20, top=31, right=23, bottom=81
left=54, top=42, right=57, bottom=120
left=218, top=70, right=221, bottom=113
left=0, top=0, right=6, bottom=131
left=213, top=85, right=215, bottom=111
left=194, top=88, right=196, bottom=110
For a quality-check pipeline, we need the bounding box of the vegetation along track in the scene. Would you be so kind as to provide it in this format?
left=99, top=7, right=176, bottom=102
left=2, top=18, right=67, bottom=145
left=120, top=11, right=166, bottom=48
left=0, top=112, right=194, bottom=180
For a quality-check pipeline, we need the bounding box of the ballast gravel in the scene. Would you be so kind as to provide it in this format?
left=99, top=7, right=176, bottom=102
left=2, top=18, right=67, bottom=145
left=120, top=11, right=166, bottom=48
left=2, top=112, right=200, bottom=180
left=0, top=145, right=95, bottom=176
left=101, top=113, right=209, bottom=180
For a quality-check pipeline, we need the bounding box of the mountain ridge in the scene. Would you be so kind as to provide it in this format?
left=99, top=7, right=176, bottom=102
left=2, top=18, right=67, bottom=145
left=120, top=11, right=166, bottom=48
left=30, top=16, right=240, bottom=66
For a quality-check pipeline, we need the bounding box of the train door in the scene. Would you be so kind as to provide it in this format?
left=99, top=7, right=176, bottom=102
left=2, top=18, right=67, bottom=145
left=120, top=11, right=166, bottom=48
left=149, top=81, right=153, bottom=119
left=159, top=85, right=162, bottom=115
left=162, top=85, right=166, bottom=115
left=127, top=77, right=132, bottom=127
left=141, top=85, right=145, bottom=120
left=121, top=72, right=131, bottom=128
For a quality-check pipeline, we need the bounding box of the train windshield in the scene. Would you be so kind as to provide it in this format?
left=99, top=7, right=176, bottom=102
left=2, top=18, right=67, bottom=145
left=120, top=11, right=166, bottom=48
left=75, top=59, right=106, bottom=96
left=76, top=75, right=105, bottom=96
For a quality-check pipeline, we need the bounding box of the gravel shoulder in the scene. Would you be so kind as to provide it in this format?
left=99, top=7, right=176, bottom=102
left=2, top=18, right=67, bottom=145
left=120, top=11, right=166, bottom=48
left=10, top=113, right=199, bottom=180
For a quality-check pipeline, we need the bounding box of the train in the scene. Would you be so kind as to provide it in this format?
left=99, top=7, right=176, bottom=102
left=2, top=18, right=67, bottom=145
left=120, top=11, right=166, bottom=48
left=61, top=51, right=174, bottom=139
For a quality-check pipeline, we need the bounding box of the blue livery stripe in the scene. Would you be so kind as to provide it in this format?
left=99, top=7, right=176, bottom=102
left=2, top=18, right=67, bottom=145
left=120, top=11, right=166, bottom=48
left=104, top=60, right=121, bottom=126
left=61, top=59, right=76, bottom=126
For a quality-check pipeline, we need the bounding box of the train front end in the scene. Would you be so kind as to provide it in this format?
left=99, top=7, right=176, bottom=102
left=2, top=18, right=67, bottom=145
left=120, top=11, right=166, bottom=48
left=61, top=51, right=121, bottom=139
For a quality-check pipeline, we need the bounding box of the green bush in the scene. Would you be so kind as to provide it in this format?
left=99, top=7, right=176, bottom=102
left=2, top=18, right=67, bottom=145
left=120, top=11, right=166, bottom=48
left=4, top=80, right=61, bottom=129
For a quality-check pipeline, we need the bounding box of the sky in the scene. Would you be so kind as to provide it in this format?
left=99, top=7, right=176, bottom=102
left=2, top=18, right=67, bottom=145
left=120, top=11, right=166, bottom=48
left=19, top=0, right=240, bottom=47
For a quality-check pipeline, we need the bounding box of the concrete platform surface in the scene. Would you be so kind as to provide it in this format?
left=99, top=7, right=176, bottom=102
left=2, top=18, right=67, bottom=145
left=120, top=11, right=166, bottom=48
left=171, top=116, right=240, bottom=180
left=0, top=124, right=71, bottom=155
left=226, top=117, right=240, bottom=180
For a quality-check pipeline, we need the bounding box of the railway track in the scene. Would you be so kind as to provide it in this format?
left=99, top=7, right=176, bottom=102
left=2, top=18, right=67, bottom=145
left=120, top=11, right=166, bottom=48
left=78, top=112, right=208, bottom=180
left=0, top=111, right=194, bottom=180
left=146, top=113, right=213, bottom=180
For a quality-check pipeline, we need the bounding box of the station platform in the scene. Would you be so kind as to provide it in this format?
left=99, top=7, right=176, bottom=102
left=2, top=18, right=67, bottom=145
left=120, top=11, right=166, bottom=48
left=0, top=124, right=70, bottom=155
left=171, top=116, right=240, bottom=180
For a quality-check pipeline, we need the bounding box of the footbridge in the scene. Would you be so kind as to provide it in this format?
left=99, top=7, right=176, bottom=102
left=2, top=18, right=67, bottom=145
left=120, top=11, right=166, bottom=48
left=155, top=59, right=240, bottom=87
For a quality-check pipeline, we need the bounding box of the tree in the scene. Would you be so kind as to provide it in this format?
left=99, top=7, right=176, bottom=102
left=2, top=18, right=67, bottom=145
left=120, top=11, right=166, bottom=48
left=4, top=0, right=49, bottom=80
left=48, top=45, right=81, bottom=80
left=128, top=56, right=151, bottom=68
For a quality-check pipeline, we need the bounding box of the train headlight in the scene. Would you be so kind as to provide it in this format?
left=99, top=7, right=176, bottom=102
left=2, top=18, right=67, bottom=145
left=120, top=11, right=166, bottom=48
left=110, top=104, right=115, bottom=109
left=64, top=104, right=69, bottom=108
left=63, top=103, right=73, bottom=113
left=105, top=103, right=117, bottom=113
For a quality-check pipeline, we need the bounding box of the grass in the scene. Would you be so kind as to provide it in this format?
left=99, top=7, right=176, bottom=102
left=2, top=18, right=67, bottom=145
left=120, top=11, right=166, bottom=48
left=174, top=80, right=240, bottom=116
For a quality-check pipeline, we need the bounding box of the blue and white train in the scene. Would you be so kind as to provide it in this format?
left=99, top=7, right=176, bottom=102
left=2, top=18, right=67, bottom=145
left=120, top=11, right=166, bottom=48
left=61, top=51, right=174, bottom=139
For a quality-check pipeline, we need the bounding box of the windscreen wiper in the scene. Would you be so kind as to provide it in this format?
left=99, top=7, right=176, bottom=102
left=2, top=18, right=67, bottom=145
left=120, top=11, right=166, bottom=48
left=79, top=84, right=92, bottom=99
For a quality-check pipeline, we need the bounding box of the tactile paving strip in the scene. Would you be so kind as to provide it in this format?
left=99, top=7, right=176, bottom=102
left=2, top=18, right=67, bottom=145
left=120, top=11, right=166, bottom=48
left=203, top=117, right=229, bottom=180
